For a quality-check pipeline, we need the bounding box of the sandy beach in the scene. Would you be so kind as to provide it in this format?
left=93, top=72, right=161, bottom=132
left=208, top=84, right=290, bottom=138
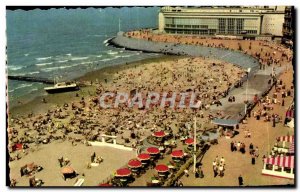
left=7, top=31, right=294, bottom=187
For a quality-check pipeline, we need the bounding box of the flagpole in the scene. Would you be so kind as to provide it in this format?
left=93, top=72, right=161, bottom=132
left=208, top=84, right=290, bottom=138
left=267, top=122, right=270, bottom=156
left=193, top=117, right=197, bottom=173
left=245, top=68, right=251, bottom=116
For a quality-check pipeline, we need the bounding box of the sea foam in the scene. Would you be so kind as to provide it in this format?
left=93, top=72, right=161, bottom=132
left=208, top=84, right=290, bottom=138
left=36, top=56, right=52, bottom=61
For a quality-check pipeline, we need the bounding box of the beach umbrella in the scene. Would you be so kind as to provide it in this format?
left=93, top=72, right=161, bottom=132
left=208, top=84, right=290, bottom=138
left=155, top=164, right=169, bottom=173
left=61, top=166, right=75, bottom=174
left=115, top=168, right=131, bottom=177
left=98, top=183, right=113, bottom=187
left=185, top=138, right=194, bottom=145
left=14, top=143, right=23, bottom=150
left=137, top=153, right=151, bottom=161
left=153, top=131, right=166, bottom=138
left=146, top=147, right=160, bottom=155
left=171, top=150, right=184, bottom=158
left=128, top=159, right=142, bottom=168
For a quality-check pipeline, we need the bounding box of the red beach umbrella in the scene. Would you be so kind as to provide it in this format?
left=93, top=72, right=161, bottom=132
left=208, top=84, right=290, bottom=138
left=98, top=183, right=113, bottom=187
left=147, top=147, right=160, bottom=155
left=185, top=138, right=194, bottom=145
left=14, top=143, right=23, bottom=151
left=137, top=153, right=151, bottom=161
left=115, top=168, right=131, bottom=177
left=153, top=131, right=166, bottom=138
left=171, top=150, right=184, bottom=158
left=128, top=159, right=142, bottom=168
left=155, top=164, right=169, bottom=173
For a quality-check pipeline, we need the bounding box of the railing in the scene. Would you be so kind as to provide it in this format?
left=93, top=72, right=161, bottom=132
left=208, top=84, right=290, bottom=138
left=164, top=145, right=209, bottom=186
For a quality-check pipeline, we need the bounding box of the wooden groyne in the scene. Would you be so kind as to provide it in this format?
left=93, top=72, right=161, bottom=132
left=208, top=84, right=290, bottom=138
left=8, top=75, right=54, bottom=84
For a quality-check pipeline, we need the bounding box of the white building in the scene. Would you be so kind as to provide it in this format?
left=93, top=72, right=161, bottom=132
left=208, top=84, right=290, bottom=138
left=158, top=6, right=285, bottom=39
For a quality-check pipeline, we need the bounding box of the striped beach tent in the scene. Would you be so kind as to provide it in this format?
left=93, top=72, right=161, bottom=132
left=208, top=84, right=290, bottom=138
left=264, top=156, right=294, bottom=168
left=289, top=141, right=294, bottom=154
left=277, top=135, right=294, bottom=142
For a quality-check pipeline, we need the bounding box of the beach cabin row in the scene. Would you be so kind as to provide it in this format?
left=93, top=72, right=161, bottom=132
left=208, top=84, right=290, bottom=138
left=262, top=155, right=294, bottom=179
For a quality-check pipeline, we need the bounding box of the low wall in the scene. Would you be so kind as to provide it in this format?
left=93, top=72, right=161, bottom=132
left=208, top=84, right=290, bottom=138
left=88, top=141, right=134, bottom=151
left=109, top=32, right=260, bottom=73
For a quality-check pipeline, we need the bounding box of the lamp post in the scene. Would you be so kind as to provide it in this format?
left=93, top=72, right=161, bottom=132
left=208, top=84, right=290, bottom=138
left=272, top=51, right=276, bottom=84
left=245, top=68, right=251, bottom=116
left=267, top=122, right=270, bottom=156
left=193, top=117, right=202, bottom=173
left=193, top=117, right=197, bottom=173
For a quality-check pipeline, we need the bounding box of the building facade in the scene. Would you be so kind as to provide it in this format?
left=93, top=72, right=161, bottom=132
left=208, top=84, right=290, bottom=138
left=158, top=6, right=286, bottom=38
left=282, top=6, right=294, bottom=48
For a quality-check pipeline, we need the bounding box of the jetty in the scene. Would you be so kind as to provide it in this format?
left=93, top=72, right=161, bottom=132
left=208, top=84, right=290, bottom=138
left=8, top=75, right=54, bottom=84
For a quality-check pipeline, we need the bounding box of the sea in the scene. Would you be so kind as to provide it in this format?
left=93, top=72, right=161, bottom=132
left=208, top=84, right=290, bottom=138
left=6, top=7, right=160, bottom=107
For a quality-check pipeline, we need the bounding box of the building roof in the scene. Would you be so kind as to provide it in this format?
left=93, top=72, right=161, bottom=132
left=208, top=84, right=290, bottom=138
left=161, top=6, right=285, bottom=14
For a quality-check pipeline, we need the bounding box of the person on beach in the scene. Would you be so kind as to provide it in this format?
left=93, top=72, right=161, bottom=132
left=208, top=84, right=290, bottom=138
left=230, top=141, right=234, bottom=152
left=251, top=154, right=256, bottom=165
left=238, top=175, right=244, bottom=186
left=219, top=165, right=224, bottom=177
left=213, top=166, right=218, bottom=178
left=199, top=167, right=204, bottom=178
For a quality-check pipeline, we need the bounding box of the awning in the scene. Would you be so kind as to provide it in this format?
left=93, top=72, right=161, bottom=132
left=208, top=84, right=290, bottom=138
left=115, top=168, right=131, bottom=177
left=264, top=156, right=294, bottom=168
left=171, top=150, right=184, bottom=158
left=277, top=135, right=294, bottom=142
left=155, top=164, right=169, bottom=172
left=212, top=119, right=239, bottom=127
left=128, top=160, right=142, bottom=168
left=289, top=141, right=294, bottom=154
left=137, top=153, right=150, bottom=161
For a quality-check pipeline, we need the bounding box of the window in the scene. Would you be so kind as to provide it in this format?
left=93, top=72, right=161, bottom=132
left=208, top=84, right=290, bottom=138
left=284, top=167, right=292, bottom=173
left=236, top=18, right=244, bottom=34
left=227, top=18, right=235, bottom=34
left=218, top=18, right=226, bottom=34
left=246, top=30, right=257, bottom=34
left=274, top=166, right=282, bottom=172
left=266, top=164, right=273, bottom=170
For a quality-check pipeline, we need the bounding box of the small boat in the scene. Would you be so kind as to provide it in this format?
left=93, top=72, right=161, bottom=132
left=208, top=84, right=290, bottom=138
left=44, top=82, right=79, bottom=94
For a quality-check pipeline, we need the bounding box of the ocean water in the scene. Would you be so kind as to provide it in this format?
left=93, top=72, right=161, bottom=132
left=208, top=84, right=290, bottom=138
left=6, top=7, right=160, bottom=106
